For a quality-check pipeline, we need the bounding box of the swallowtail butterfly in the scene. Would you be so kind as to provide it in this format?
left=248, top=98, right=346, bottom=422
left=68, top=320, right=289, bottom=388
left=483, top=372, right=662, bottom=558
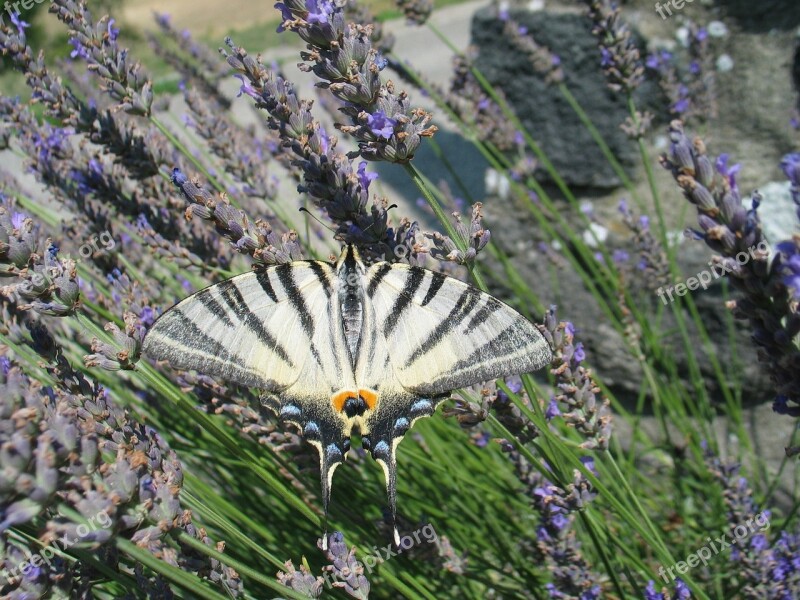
left=143, top=245, right=552, bottom=545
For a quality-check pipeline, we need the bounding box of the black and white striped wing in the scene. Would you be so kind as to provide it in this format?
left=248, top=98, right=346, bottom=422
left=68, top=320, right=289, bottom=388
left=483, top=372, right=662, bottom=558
left=143, top=262, right=340, bottom=394
left=364, top=262, right=552, bottom=396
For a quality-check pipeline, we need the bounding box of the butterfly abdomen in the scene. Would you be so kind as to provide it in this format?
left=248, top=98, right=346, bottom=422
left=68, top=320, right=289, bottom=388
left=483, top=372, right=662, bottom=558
left=338, top=256, right=365, bottom=368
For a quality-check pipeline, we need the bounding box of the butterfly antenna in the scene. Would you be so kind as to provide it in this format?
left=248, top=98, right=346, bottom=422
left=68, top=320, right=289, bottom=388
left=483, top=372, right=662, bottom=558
left=299, top=207, right=336, bottom=235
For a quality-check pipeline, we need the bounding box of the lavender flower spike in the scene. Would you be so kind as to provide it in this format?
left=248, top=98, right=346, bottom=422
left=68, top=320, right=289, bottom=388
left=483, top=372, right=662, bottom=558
left=661, top=120, right=800, bottom=436
left=273, top=0, right=437, bottom=163
left=581, top=0, right=645, bottom=94
left=425, top=203, right=491, bottom=265
left=50, top=0, right=153, bottom=116
left=538, top=306, right=613, bottom=450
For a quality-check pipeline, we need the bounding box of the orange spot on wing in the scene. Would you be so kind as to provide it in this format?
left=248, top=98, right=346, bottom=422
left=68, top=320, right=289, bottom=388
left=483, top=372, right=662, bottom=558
left=358, top=388, right=378, bottom=410
left=331, top=390, right=356, bottom=412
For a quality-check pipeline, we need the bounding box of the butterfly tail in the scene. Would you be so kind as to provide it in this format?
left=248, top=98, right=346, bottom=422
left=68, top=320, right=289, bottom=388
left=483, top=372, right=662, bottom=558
left=317, top=441, right=345, bottom=551
left=371, top=438, right=401, bottom=546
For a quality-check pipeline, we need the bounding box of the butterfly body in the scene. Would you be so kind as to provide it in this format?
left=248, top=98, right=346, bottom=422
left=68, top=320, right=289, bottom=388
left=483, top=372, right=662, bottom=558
left=143, top=245, right=551, bottom=544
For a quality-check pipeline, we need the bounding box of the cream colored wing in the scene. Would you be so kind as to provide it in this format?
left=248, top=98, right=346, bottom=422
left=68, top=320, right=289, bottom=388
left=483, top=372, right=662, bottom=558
left=363, top=261, right=552, bottom=396
left=143, top=261, right=339, bottom=392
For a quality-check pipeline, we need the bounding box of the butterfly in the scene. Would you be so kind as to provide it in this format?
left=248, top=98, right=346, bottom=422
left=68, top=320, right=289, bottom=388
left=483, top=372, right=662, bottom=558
left=143, top=245, right=552, bottom=546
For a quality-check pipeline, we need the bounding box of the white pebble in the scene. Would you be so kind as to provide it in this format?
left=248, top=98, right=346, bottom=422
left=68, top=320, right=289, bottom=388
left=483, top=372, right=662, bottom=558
left=676, top=27, right=690, bottom=48
left=716, top=54, right=734, bottom=72
left=583, top=223, right=608, bottom=248
left=707, top=21, right=729, bottom=38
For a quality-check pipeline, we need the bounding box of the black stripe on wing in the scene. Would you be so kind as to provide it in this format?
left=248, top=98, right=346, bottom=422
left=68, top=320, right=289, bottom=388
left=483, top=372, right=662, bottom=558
left=276, top=264, right=315, bottom=338
left=448, top=324, right=521, bottom=373
left=217, top=279, right=294, bottom=367
left=146, top=310, right=282, bottom=388
left=463, top=296, right=503, bottom=334
left=195, top=288, right=235, bottom=328
left=255, top=269, right=279, bottom=303
left=367, top=263, right=392, bottom=297
left=308, top=261, right=333, bottom=298
left=404, top=287, right=482, bottom=367
left=421, top=271, right=446, bottom=306
left=383, top=267, right=425, bottom=337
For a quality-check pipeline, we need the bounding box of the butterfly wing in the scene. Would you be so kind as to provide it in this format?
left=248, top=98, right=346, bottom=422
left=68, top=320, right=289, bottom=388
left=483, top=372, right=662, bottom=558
left=143, top=261, right=354, bottom=535
left=355, top=261, right=552, bottom=541
left=364, top=261, right=552, bottom=394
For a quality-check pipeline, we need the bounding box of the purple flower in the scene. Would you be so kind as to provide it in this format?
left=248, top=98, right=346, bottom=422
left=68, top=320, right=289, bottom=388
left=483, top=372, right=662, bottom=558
left=316, top=128, right=330, bottom=154
left=645, top=53, right=661, bottom=70
left=107, top=18, right=119, bottom=41
left=234, top=74, right=260, bottom=100
left=10, top=12, right=29, bottom=33
left=139, top=306, right=156, bottom=328
left=506, top=376, right=522, bottom=394
left=374, top=54, right=388, bottom=71
left=672, top=97, right=690, bottom=115
left=171, top=167, right=188, bottom=186
left=305, top=0, right=333, bottom=24
left=572, top=342, right=586, bottom=365
left=776, top=241, right=800, bottom=300
left=772, top=394, right=800, bottom=417
left=612, top=249, right=629, bottom=264
left=11, top=211, right=27, bottom=230
left=366, top=111, right=397, bottom=140
left=600, top=47, right=613, bottom=68
left=550, top=511, right=570, bottom=532
left=715, top=153, right=741, bottom=190
left=545, top=398, right=561, bottom=421
left=781, top=152, right=800, bottom=184
left=274, top=2, right=294, bottom=31
left=68, top=37, right=92, bottom=60
left=357, top=161, right=378, bottom=191
left=781, top=152, right=800, bottom=206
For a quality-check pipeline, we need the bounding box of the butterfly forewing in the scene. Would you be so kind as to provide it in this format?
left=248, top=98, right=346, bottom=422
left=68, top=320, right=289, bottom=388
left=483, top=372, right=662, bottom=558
left=144, top=262, right=337, bottom=391
left=364, top=262, right=552, bottom=396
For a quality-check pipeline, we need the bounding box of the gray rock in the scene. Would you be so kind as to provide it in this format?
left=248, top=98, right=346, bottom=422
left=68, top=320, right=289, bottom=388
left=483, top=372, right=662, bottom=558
left=470, top=8, right=666, bottom=190
left=714, top=0, right=800, bottom=32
